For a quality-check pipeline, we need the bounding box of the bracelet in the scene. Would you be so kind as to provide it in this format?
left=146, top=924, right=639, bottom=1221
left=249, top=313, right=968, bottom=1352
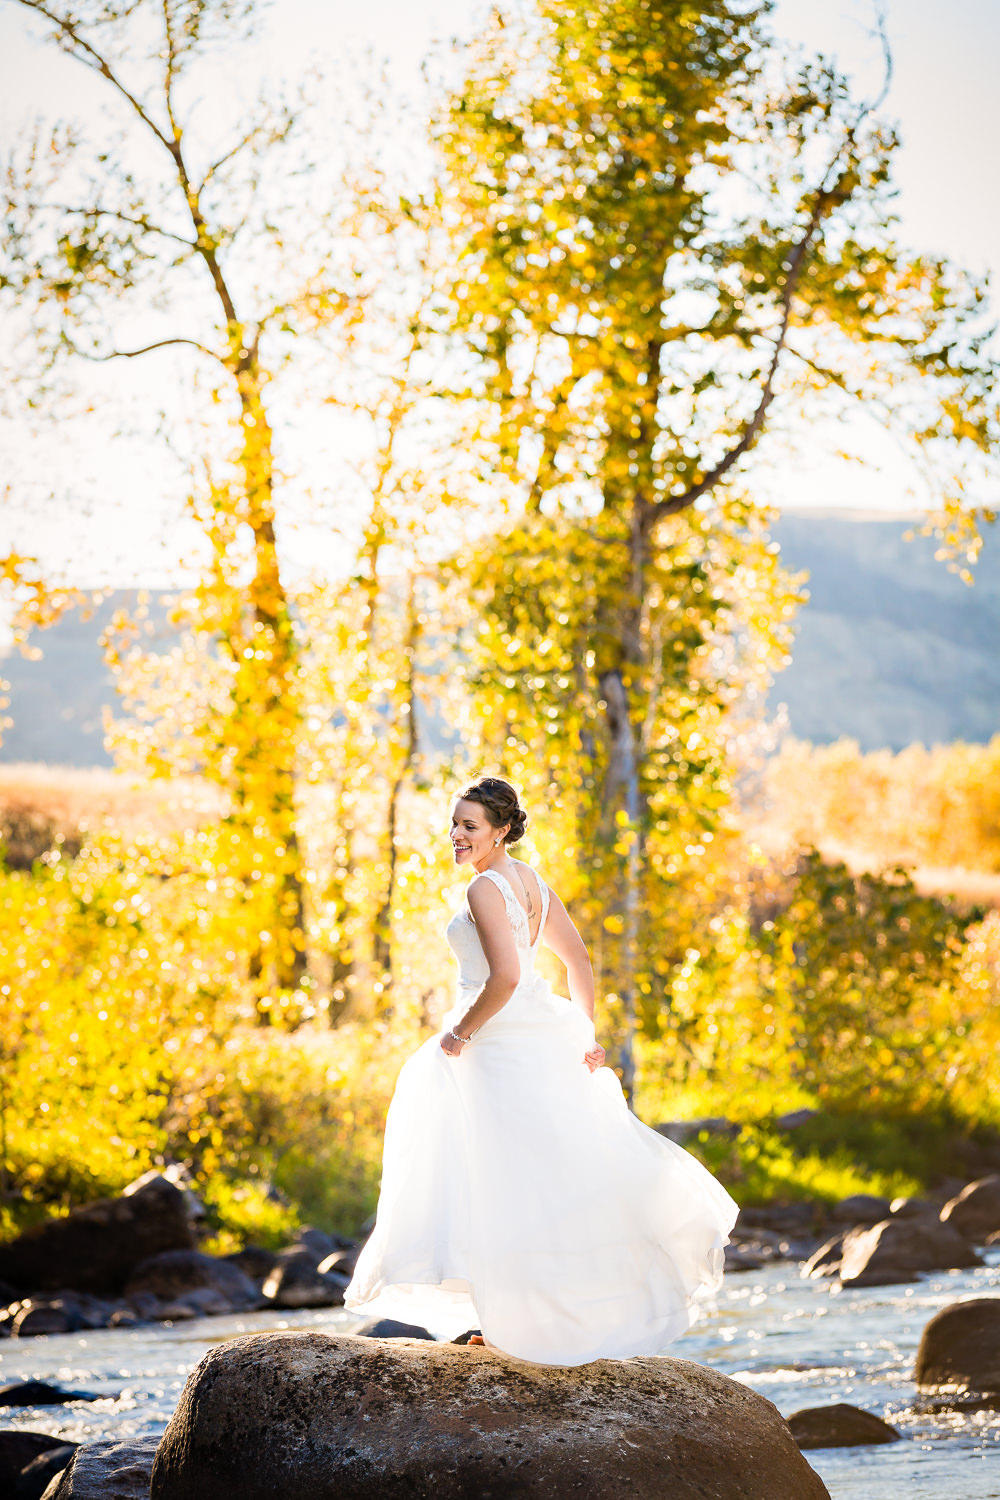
left=447, top=1029, right=472, bottom=1045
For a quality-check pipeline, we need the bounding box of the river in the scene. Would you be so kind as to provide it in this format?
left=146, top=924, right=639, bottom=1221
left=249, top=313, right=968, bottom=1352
left=3, top=1250, right=999, bottom=1498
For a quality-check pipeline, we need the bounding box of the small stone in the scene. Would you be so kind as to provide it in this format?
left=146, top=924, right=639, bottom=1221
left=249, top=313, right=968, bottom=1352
left=11, top=1303, right=75, bottom=1337
left=352, top=1318, right=435, bottom=1340
left=108, top=1309, right=141, bottom=1327
left=787, top=1404, right=902, bottom=1449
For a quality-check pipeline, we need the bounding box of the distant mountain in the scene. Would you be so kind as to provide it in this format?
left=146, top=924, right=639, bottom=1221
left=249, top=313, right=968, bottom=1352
left=768, top=511, right=1000, bottom=750
left=2, top=513, right=998, bottom=766
left=0, top=592, right=166, bottom=768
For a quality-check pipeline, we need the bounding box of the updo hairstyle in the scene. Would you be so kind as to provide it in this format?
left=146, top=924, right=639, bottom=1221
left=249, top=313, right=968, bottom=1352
left=459, top=776, right=528, bottom=846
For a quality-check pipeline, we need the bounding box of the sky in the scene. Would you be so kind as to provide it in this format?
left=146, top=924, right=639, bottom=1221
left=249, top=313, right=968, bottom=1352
left=0, top=0, right=997, bottom=591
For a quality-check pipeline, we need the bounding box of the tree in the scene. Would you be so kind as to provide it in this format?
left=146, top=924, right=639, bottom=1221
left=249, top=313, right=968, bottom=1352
left=1, top=0, right=383, bottom=998
left=439, top=0, right=998, bottom=1087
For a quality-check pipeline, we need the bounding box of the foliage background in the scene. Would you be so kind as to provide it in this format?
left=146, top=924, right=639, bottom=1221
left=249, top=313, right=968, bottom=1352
left=1, top=0, right=998, bottom=1248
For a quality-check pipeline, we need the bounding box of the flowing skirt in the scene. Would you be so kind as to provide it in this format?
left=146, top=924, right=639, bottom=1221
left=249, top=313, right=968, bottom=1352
left=345, top=973, right=739, bottom=1366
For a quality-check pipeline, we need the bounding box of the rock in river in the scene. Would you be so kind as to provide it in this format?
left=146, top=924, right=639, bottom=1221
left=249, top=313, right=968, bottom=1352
left=0, top=1381, right=103, bottom=1406
left=800, top=1234, right=847, bottom=1279
left=150, top=1330, right=831, bottom=1500
left=261, top=1249, right=349, bottom=1309
left=125, top=1250, right=260, bottom=1311
left=915, top=1297, right=1000, bottom=1402
left=939, top=1175, right=1000, bottom=1243
left=18, top=1442, right=77, bottom=1499
left=787, top=1403, right=902, bottom=1449
left=0, top=1178, right=194, bottom=1296
left=0, top=1432, right=76, bottom=1495
left=352, top=1317, right=434, bottom=1340
left=838, top=1217, right=982, bottom=1287
left=39, top=1436, right=159, bottom=1500
left=829, top=1194, right=892, bottom=1226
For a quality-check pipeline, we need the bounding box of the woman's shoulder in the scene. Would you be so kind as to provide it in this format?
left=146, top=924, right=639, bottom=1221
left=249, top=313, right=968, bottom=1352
left=511, top=858, right=550, bottom=895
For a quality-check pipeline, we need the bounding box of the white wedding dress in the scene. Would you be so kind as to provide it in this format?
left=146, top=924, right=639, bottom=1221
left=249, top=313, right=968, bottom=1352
left=345, top=867, right=739, bottom=1365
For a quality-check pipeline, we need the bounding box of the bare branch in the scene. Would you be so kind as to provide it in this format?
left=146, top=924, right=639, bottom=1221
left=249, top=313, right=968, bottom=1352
left=81, top=336, right=224, bottom=363
left=654, top=25, right=896, bottom=519
left=45, top=203, right=194, bottom=248
left=15, top=0, right=174, bottom=154
left=655, top=190, right=832, bottom=517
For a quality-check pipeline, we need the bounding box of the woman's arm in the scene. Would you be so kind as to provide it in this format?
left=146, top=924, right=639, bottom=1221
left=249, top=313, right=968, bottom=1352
left=540, top=889, right=595, bottom=1020
left=440, top=877, right=520, bottom=1056
left=540, top=888, right=605, bottom=1071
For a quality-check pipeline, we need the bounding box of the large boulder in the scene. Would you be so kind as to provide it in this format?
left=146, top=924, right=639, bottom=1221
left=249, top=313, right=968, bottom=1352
left=39, top=1437, right=159, bottom=1499
left=786, top=1404, right=901, bottom=1449
left=122, top=1168, right=205, bottom=1233
left=150, top=1331, right=831, bottom=1499
left=838, top=1217, right=982, bottom=1287
left=914, top=1298, right=1000, bottom=1402
left=125, top=1250, right=259, bottom=1311
left=0, top=1179, right=195, bottom=1295
left=939, top=1176, right=1000, bottom=1242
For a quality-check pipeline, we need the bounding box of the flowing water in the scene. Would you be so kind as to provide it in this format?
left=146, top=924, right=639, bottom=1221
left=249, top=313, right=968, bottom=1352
left=3, top=1250, right=999, bottom=1499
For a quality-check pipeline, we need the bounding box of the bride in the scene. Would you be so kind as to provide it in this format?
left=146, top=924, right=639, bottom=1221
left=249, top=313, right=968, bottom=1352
left=345, top=775, right=739, bottom=1365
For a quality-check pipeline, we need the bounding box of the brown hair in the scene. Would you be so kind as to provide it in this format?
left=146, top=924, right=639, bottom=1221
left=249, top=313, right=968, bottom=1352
left=458, top=776, right=528, bottom=846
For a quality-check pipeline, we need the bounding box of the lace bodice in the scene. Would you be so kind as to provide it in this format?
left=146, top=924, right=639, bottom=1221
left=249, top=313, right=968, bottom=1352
left=445, top=866, right=550, bottom=990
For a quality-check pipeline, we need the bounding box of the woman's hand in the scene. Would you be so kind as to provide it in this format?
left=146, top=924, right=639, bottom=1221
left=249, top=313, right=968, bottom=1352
left=440, top=1029, right=468, bottom=1058
left=583, top=1043, right=605, bottom=1073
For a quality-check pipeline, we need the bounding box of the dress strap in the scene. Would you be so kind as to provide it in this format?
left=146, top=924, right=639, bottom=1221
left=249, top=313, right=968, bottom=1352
left=477, top=868, right=530, bottom=945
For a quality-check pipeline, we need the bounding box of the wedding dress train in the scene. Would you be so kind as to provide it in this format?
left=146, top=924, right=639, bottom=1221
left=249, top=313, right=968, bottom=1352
left=345, top=866, right=739, bottom=1366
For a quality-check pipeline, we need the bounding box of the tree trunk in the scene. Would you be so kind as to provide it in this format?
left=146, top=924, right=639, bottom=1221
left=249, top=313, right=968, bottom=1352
left=373, top=579, right=421, bottom=1005
left=597, top=665, right=642, bottom=1100
left=233, top=361, right=306, bottom=994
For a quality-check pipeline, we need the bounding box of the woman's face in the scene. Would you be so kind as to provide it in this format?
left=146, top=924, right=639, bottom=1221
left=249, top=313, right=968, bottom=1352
left=450, top=798, right=504, bottom=867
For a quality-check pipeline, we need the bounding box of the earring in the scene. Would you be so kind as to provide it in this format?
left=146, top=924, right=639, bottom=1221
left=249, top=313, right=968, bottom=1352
left=494, top=838, right=500, bottom=846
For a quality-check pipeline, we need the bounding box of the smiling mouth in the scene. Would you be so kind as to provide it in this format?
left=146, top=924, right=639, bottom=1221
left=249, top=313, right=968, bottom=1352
left=453, top=844, right=471, bottom=853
